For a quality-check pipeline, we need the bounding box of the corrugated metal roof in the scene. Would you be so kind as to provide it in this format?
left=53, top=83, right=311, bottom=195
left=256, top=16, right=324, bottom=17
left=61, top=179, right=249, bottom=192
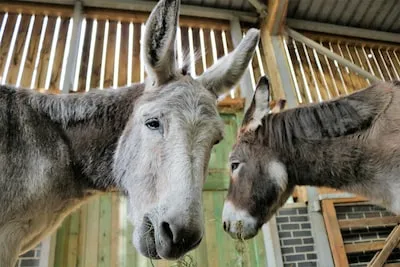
left=287, top=0, right=400, bottom=33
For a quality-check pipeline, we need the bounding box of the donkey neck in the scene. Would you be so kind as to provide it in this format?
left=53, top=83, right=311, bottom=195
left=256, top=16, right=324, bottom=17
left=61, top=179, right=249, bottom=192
left=28, top=85, right=145, bottom=191
left=261, top=109, right=373, bottom=190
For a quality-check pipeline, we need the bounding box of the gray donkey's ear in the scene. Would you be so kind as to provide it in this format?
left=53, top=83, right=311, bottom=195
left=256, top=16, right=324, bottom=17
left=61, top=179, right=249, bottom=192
left=197, top=29, right=260, bottom=96
left=143, top=0, right=179, bottom=86
left=242, top=76, right=271, bottom=132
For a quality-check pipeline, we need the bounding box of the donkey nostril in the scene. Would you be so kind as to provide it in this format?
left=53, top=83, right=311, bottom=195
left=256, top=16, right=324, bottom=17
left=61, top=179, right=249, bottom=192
left=223, top=221, right=229, bottom=232
left=161, top=221, right=174, bottom=242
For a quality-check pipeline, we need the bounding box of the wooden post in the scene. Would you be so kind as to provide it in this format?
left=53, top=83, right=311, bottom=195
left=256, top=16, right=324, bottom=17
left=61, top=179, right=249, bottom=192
left=265, top=0, right=288, bottom=35
left=61, top=0, right=83, bottom=93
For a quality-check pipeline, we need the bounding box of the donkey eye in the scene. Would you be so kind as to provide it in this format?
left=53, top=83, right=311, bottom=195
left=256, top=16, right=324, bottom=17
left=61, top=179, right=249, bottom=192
left=231, top=162, right=240, bottom=172
left=214, top=139, right=221, bottom=145
left=145, top=118, right=160, bottom=130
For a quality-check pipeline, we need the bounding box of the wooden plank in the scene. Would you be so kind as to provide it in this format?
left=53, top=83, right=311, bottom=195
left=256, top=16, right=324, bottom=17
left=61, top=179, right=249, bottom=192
left=202, top=28, right=214, bottom=69
left=20, top=15, right=43, bottom=88
left=322, top=199, right=349, bottom=267
left=0, top=2, right=73, bottom=18
left=49, top=17, right=70, bottom=90
left=77, top=19, right=93, bottom=92
left=191, top=28, right=204, bottom=77
left=332, top=196, right=368, bottom=204
left=98, top=194, right=113, bottom=267
left=6, top=14, right=31, bottom=85
left=103, top=20, right=116, bottom=88
left=118, top=22, right=129, bottom=86
left=345, top=241, right=387, bottom=253
left=0, top=14, right=17, bottom=79
left=339, top=216, right=400, bottom=230
left=131, top=23, right=141, bottom=83
left=66, top=211, right=80, bottom=267
left=53, top=216, right=70, bottom=267
left=77, top=205, right=88, bottom=267
left=84, top=197, right=100, bottom=267
left=90, top=19, right=105, bottom=89
left=110, top=193, right=120, bottom=267
left=36, top=16, right=56, bottom=89
left=368, top=225, right=400, bottom=267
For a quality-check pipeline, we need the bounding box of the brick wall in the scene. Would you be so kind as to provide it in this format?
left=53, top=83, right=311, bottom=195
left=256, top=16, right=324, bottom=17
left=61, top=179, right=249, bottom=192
left=15, top=244, right=41, bottom=267
left=276, top=204, right=318, bottom=267
left=335, top=203, right=400, bottom=266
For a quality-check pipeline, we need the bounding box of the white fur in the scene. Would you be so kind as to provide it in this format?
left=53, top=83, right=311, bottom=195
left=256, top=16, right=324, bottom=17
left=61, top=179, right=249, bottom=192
left=268, top=161, right=288, bottom=191
left=222, top=201, right=258, bottom=239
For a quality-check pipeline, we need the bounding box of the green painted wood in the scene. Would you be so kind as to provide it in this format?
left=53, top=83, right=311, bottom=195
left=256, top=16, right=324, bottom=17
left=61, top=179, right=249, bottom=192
left=98, top=193, right=113, bottom=267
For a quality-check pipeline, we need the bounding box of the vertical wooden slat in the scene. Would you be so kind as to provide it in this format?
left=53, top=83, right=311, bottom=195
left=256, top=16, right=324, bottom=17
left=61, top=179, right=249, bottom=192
left=85, top=197, right=100, bottom=267
left=202, top=28, right=214, bottom=69
left=322, top=200, right=349, bottom=267
left=386, top=49, right=400, bottom=79
left=76, top=19, right=92, bottom=91
left=110, top=194, right=120, bottom=267
left=34, top=16, right=55, bottom=89
left=20, top=15, right=43, bottom=88
left=192, top=28, right=203, bottom=76
left=6, top=14, right=30, bottom=85
left=77, top=205, right=88, bottom=267
left=90, top=19, right=104, bottom=89
left=49, top=17, right=69, bottom=90
left=118, top=22, right=128, bottom=86
left=0, top=14, right=17, bottom=78
left=282, top=37, right=303, bottom=103
left=98, top=194, right=112, bottom=267
left=53, top=216, right=71, bottom=267
left=66, top=211, right=80, bottom=267
left=213, top=30, right=224, bottom=59
left=131, top=23, right=141, bottom=83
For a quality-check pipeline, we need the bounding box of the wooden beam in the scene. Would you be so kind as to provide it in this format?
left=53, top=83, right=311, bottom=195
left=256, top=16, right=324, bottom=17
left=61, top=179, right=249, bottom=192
left=322, top=200, right=349, bottom=267
left=16, top=0, right=258, bottom=23
left=266, top=0, right=288, bottom=35
left=287, top=19, right=400, bottom=45
left=339, top=216, right=400, bottom=230
left=0, top=2, right=73, bottom=17
left=368, top=225, right=400, bottom=267
left=345, top=241, right=389, bottom=253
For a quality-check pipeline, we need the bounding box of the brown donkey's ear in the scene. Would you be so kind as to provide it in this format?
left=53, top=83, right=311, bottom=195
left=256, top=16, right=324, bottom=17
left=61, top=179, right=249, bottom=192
left=242, top=76, right=270, bottom=132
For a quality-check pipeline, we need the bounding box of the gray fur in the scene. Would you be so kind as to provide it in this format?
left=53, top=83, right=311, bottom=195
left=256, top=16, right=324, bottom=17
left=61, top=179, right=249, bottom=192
left=223, top=77, right=400, bottom=240
left=0, top=0, right=260, bottom=264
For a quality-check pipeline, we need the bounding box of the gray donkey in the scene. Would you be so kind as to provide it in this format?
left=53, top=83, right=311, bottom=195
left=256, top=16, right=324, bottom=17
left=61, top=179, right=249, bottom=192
left=222, top=76, right=400, bottom=240
left=0, top=0, right=260, bottom=264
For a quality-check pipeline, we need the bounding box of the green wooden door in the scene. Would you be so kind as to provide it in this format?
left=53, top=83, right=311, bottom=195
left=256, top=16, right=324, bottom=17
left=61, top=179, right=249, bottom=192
left=52, top=113, right=267, bottom=267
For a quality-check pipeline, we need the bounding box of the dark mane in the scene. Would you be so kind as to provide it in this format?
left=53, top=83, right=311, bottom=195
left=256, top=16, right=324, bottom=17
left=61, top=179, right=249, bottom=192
left=262, top=82, right=395, bottom=151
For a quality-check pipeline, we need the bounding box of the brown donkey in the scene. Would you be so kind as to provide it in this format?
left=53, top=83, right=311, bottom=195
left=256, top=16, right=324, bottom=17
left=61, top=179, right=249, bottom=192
left=222, top=76, right=400, bottom=240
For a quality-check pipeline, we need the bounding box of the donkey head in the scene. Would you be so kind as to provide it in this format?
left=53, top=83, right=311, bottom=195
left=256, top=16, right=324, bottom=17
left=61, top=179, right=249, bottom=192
left=222, top=77, right=290, bottom=240
left=113, top=0, right=260, bottom=259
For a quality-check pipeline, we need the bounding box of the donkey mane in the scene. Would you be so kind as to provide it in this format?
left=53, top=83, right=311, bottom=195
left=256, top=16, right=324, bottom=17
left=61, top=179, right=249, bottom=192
left=260, top=82, right=396, bottom=151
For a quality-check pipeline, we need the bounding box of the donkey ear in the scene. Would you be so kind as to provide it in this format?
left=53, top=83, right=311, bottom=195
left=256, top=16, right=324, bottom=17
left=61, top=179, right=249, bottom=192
left=197, top=29, right=260, bottom=96
left=143, top=0, right=179, bottom=86
left=242, top=76, right=271, bottom=132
